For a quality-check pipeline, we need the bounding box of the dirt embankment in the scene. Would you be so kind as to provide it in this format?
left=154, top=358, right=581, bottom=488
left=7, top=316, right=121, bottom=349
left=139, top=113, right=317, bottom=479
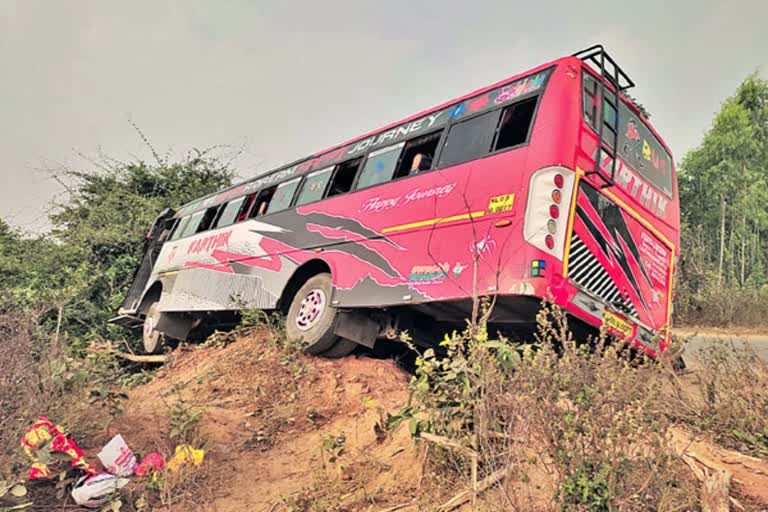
left=109, top=332, right=424, bottom=511
left=76, top=329, right=768, bottom=512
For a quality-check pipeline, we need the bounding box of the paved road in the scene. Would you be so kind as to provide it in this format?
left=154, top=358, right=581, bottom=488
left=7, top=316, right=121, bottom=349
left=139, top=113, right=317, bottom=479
left=680, top=333, right=768, bottom=368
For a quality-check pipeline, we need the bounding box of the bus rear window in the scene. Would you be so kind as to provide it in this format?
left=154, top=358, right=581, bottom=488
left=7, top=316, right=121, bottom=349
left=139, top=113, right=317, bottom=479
left=616, top=111, right=673, bottom=198
left=583, top=73, right=673, bottom=198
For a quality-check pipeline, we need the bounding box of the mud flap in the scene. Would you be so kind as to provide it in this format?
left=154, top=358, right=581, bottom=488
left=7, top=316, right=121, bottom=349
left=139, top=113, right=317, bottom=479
left=155, top=312, right=197, bottom=341
left=333, top=310, right=378, bottom=348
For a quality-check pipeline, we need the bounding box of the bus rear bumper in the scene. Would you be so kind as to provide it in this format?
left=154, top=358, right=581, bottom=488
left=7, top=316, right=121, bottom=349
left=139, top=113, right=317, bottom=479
left=567, top=288, right=662, bottom=355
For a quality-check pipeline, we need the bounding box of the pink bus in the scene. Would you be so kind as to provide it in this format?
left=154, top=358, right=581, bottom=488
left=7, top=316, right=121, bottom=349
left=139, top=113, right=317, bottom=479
left=114, top=46, right=680, bottom=358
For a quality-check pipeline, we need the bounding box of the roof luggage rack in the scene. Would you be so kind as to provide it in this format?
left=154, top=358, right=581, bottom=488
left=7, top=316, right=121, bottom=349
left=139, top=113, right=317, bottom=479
left=573, top=45, right=635, bottom=188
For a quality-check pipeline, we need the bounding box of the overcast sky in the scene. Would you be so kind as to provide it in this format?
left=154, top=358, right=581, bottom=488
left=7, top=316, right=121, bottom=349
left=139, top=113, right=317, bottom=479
left=1, top=1, right=766, bottom=231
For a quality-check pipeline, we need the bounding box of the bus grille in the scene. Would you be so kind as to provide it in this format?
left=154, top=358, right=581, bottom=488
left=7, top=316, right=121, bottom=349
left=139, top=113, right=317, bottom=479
left=567, top=234, right=638, bottom=318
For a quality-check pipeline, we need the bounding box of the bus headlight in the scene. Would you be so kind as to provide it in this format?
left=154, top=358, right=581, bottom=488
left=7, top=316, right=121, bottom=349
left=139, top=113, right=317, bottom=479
left=524, top=166, right=576, bottom=260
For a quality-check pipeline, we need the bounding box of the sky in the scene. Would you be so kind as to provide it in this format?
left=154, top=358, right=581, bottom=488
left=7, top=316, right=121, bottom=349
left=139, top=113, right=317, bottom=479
left=1, top=0, right=766, bottom=231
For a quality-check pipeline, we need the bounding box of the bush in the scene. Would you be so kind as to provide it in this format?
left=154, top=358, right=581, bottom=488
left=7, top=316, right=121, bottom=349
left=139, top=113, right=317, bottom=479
left=400, top=302, right=699, bottom=511
left=674, top=282, right=768, bottom=327
left=664, top=340, right=768, bottom=457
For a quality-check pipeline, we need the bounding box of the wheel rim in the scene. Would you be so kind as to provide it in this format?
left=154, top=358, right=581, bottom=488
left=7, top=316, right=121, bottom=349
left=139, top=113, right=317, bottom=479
left=143, top=315, right=155, bottom=337
left=296, top=288, right=326, bottom=331
left=143, top=304, right=162, bottom=353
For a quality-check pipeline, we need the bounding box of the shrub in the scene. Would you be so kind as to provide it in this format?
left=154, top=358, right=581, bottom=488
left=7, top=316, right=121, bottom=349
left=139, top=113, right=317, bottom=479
left=674, top=282, right=768, bottom=327
left=664, top=340, right=768, bottom=457
left=400, top=302, right=698, bottom=511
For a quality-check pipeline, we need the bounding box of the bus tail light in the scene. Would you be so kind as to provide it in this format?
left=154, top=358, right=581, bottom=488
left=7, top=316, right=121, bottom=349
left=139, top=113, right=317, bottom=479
left=524, top=166, right=576, bottom=260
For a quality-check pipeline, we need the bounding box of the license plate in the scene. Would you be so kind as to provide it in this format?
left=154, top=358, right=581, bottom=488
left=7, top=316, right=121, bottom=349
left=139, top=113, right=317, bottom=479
left=603, top=310, right=634, bottom=339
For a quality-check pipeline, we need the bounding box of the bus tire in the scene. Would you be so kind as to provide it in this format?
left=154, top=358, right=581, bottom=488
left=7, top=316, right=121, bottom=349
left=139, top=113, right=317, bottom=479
left=142, top=301, right=165, bottom=354
left=319, top=338, right=358, bottom=359
left=286, top=273, right=340, bottom=355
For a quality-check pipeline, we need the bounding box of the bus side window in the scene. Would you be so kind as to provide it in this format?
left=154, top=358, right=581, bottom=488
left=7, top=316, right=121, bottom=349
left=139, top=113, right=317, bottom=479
left=296, top=168, right=333, bottom=206
left=166, top=218, right=181, bottom=240
left=266, top=178, right=302, bottom=214
left=196, top=206, right=219, bottom=233
left=493, top=96, right=538, bottom=151
left=170, top=216, right=191, bottom=241
left=327, top=157, right=362, bottom=197
left=236, top=193, right=257, bottom=222
left=393, top=131, right=442, bottom=179
left=355, top=142, right=405, bottom=190
left=215, top=196, right=246, bottom=228
left=438, top=110, right=500, bottom=168
left=249, top=187, right=277, bottom=218
left=157, top=218, right=176, bottom=243
left=179, top=211, right=204, bottom=238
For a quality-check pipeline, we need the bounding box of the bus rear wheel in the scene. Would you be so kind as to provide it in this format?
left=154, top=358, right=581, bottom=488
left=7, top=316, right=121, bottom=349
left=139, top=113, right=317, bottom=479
left=319, top=338, right=358, bottom=359
left=142, top=301, right=165, bottom=354
left=286, top=273, right=347, bottom=355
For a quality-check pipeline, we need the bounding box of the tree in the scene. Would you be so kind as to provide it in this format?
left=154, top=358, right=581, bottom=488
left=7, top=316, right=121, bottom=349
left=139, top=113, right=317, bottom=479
left=1, top=150, right=235, bottom=349
left=676, top=73, right=768, bottom=321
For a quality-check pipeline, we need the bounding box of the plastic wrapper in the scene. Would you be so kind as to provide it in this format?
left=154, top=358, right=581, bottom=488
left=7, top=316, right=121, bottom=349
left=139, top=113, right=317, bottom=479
left=20, top=416, right=96, bottom=480
left=166, top=445, right=205, bottom=472
left=133, top=452, right=165, bottom=476
left=71, top=473, right=129, bottom=507
left=97, top=434, right=137, bottom=477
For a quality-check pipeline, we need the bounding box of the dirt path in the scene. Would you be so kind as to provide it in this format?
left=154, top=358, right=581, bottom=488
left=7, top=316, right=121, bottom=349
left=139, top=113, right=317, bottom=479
left=674, top=327, right=768, bottom=367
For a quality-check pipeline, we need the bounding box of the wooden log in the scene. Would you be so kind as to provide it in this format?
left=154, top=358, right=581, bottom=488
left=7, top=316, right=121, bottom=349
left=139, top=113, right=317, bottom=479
left=112, top=351, right=167, bottom=364
left=419, top=432, right=477, bottom=456
left=436, top=465, right=514, bottom=512
left=701, top=470, right=731, bottom=512
left=88, top=341, right=167, bottom=364
left=669, top=427, right=768, bottom=505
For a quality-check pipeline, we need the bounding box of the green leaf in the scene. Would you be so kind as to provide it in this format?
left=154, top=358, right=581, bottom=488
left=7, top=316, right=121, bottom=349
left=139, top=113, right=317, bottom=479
left=408, top=418, right=420, bottom=436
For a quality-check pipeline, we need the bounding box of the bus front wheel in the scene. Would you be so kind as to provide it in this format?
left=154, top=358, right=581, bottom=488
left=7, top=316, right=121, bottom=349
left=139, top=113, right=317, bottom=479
left=286, top=273, right=346, bottom=355
left=142, top=301, right=166, bottom=354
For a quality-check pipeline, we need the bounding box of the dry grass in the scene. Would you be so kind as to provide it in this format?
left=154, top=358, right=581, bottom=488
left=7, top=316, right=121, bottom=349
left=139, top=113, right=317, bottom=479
left=403, top=303, right=702, bottom=511
left=0, top=305, right=102, bottom=474
left=664, top=340, right=768, bottom=458
left=5, top=303, right=768, bottom=511
left=675, top=283, right=768, bottom=328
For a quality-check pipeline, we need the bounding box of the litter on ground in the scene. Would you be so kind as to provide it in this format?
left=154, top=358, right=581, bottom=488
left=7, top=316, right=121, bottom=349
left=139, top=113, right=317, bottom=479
left=166, top=445, right=205, bottom=472
left=71, top=473, right=130, bottom=507
left=20, top=416, right=96, bottom=480
left=97, top=434, right=137, bottom=477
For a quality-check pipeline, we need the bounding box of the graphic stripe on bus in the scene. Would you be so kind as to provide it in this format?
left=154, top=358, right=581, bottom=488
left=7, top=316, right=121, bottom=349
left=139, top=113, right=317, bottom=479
left=562, top=168, right=584, bottom=279
left=382, top=211, right=486, bottom=234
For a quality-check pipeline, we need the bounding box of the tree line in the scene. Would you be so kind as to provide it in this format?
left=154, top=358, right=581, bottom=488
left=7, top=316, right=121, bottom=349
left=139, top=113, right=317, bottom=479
left=0, top=152, right=234, bottom=349
left=675, top=74, right=768, bottom=325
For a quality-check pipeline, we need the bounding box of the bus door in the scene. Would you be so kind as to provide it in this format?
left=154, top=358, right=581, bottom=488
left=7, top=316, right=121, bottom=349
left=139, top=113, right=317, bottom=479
left=119, top=208, right=176, bottom=315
